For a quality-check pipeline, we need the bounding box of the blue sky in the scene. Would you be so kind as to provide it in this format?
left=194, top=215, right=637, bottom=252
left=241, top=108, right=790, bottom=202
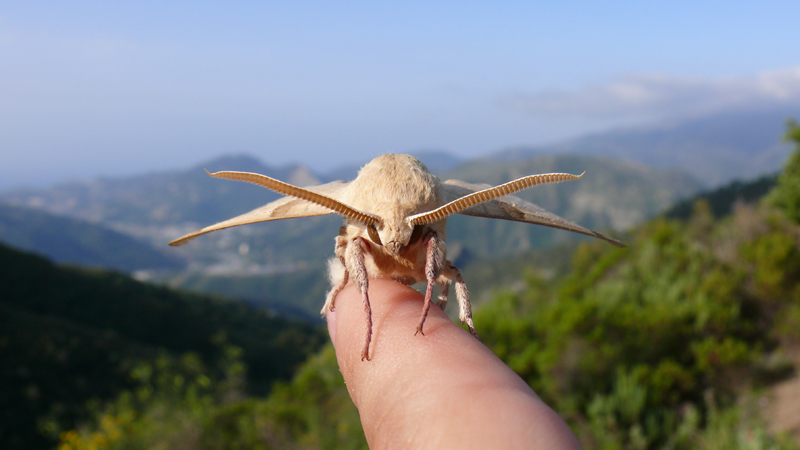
left=2, top=1, right=799, bottom=189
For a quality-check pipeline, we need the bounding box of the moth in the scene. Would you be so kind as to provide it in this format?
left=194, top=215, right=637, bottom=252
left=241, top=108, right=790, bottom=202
left=169, top=154, right=625, bottom=360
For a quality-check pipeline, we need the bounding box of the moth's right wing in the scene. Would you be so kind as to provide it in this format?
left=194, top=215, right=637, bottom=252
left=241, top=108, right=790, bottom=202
left=169, top=180, right=348, bottom=246
left=442, top=179, right=626, bottom=247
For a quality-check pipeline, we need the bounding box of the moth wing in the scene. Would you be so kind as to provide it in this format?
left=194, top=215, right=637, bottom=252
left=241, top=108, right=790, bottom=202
left=442, top=179, right=625, bottom=247
left=169, top=180, right=349, bottom=246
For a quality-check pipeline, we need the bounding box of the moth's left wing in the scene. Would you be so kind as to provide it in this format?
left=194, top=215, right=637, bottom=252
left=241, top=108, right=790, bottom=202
left=169, top=180, right=348, bottom=246
left=442, top=179, right=626, bottom=247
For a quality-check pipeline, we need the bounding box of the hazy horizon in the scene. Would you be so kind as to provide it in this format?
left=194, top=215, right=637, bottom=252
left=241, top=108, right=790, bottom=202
left=2, top=2, right=800, bottom=189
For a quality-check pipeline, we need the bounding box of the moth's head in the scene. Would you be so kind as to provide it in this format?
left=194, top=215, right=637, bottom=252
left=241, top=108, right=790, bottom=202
left=364, top=215, right=427, bottom=256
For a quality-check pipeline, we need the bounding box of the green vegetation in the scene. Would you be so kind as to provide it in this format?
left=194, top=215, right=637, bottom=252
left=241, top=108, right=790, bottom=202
left=664, top=175, right=777, bottom=220
left=664, top=120, right=800, bottom=224
left=475, top=201, right=799, bottom=448
left=768, top=120, right=800, bottom=224
left=55, top=345, right=365, bottom=450
left=0, top=244, right=325, bottom=449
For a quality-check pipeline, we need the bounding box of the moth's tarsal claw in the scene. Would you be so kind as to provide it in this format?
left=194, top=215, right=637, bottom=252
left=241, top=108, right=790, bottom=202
left=414, top=327, right=425, bottom=336
left=361, top=348, right=370, bottom=361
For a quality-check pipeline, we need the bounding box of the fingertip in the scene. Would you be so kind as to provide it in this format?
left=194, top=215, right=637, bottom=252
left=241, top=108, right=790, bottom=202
left=327, top=279, right=429, bottom=375
left=328, top=278, right=495, bottom=400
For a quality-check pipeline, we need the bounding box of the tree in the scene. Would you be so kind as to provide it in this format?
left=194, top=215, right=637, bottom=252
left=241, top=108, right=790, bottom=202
left=769, top=119, right=800, bottom=223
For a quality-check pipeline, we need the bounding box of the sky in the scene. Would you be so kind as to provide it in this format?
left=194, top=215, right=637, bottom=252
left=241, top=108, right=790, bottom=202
left=2, top=1, right=800, bottom=189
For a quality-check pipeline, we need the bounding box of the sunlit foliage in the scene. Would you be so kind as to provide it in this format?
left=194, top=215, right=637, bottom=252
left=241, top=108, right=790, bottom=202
left=768, top=120, right=800, bottom=224
left=476, top=198, right=800, bottom=449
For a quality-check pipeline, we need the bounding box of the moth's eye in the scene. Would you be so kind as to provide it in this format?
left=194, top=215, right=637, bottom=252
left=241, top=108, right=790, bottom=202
left=407, top=225, right=425, bottom=246
left=367, top=224, right=383, bottom=246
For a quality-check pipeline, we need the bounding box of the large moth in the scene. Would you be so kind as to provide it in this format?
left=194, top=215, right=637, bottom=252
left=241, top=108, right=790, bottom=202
left=169, top=154, right=624, bottom=360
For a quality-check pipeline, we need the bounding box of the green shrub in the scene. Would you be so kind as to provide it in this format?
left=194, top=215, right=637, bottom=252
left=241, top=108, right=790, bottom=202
left=768, top=120, right=800, bottom=224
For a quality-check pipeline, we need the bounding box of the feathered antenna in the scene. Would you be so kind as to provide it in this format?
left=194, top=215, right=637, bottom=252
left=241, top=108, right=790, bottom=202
left=409, top=172, right=584, bottom=224
left=206, top=170, right=379, bottom=224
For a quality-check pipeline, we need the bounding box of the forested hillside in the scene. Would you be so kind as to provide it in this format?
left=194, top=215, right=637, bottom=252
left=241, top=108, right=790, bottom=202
left=0, top=244, right=325, bottom=449
left=53, top=123, right=800, bottom=449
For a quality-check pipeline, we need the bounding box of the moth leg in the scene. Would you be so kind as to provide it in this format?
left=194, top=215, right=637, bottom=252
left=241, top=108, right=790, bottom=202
left=437, top=280, right=450, bottom=311
left=415, top=231, right=445, bottom=336
left=444, top=262, right=478, bottom=339
left=346, top=237, right=373, bottom=361
left=322, top=256, right=348, bottom=314
left=324, top=231, right=350, bottom=313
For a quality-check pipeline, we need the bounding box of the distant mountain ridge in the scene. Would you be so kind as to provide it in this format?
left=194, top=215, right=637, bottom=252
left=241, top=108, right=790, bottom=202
left=1, top=154, right=303, bottom=227
left=441, top=153, right=701, bottom=255
left=494, top=107, right=796, bottom=187
left=0, top=151, right=696, bottom=266
left=0, top=204, right=185, bottom=273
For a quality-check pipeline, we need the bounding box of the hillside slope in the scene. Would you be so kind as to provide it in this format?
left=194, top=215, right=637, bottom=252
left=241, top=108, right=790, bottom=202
left=443, top=153, right=699, bottom=255
left=0, top=203, right=185, bottom=272
left=0, top=242, right=325, bottom=449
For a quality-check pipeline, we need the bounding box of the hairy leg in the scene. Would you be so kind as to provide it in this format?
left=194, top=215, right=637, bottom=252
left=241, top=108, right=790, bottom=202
left=444, top=262, right=478, bottom=339
left=324, top=233, right=350, bottom=313
left=346, top=237, right=373, bottom=360
left=415, top=231, right=445, bottom=336
left=323, top=258, right=349, bottom=314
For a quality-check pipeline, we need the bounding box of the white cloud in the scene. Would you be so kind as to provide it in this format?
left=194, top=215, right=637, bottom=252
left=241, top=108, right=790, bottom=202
left=501, top=67, right=800, bottom=119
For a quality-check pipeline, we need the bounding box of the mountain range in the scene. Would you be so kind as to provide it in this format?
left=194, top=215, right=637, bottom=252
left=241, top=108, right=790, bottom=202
left=0, top=151, right=698, bottom=266
left=0, top=106, right=793, bottom=317
left=0, top=151, right=699, bottom=318
left=0, top=203, right=184, bottom=273
left=493, top=106, right=796, bottom=187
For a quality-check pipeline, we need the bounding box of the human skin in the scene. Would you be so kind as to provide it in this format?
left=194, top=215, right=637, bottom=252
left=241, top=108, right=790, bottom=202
left=327, top=278, right=584, bottom=450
